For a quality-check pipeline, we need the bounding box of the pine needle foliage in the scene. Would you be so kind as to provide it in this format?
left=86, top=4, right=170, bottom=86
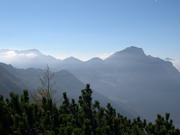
left=0, top=84, right=179, bottom=135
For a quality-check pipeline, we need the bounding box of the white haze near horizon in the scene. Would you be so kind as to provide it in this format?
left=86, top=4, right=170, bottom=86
left=0, top=49, right=37, bottom=63
left=0, top=49, right=113, bottom=61
left=172, top=60, right=180, bottom=72
left=0, top=49, right=180, bottom=72
left=56, top=52, right=114, bottom=61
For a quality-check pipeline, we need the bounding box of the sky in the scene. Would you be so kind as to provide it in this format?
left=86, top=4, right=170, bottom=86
left=0, top=0, right=180, bottom=60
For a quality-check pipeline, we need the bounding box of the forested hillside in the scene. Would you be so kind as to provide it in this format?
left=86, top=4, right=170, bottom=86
left=0, top=84, right=179, bottom=135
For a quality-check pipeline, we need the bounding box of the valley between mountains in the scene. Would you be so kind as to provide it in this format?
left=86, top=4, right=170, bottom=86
left=0, top=46, right=180, bottom=127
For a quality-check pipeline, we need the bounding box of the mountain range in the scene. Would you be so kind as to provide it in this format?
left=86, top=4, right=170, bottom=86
left=0, top=46, right=180, bottom=127
left=0, top=62, right=132, bottom=118
left=1, top=47, right=179, bottom=72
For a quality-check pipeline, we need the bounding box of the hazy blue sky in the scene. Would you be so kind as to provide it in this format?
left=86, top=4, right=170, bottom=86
left=0, top=0, right=180, bottom=60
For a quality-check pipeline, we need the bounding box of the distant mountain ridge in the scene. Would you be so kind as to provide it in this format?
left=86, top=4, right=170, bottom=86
left=1, top=46, right=180, bottom=126
left=0, top=49, right=59, bottom=69
left=0, top=62, right=132, bottom=118
left=0, top=46, right=179, bottom=72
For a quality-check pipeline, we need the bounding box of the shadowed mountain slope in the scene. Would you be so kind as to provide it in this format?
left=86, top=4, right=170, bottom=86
left=0, top=64, right=27, bottom=97
left=0, top=62, right=132, bottom=118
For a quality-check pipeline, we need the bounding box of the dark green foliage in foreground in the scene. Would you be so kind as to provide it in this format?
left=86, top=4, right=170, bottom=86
left=0, top=84, right=179, bottom=135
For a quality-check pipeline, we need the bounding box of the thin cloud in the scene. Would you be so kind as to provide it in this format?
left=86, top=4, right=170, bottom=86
left=98, top=52, right=114, bottom=60
left=172, top=60, right=180, bottom=72
left=0, top=50, right=38, bottom=59
left=2, top=51, right=17, bottom=58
